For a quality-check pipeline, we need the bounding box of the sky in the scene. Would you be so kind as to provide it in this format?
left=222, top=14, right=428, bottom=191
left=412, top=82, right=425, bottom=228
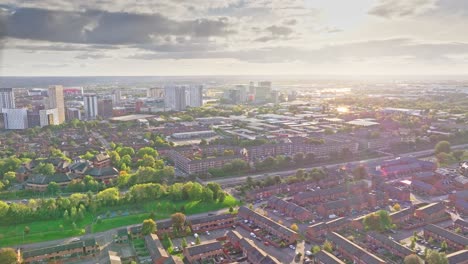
left=1, top=0, right=468, bottom=76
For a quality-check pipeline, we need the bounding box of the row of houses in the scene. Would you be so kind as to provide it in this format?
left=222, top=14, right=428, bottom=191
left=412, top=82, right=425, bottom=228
left=423, top=224, right=468, bottom=251
left=246, top=173, right=344, bottom=201
left=226, top=230, right=281, bottom=264
left=21, top=238, right=99, bottom=264
left=306, top=217, right=351, bottom=242
left=293, top=180, right=369, bottom=206
left=238, top=206, right=298, bottom=245
left=366, top=231, right=414, bottom=258
left=268, top=196, right=313, bottom=221
left=183, top=241, right=225, bottom=264
left=328, top=232, right=386, bottom=264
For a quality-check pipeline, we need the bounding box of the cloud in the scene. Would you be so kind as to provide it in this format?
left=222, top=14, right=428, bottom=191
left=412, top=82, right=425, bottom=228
left=369, top=0, right=437, bottom=18
left=282, top=19, right=297, bottom=26
left=75, top=53, right=110, bottom=60
left=1, top=7, right=235, bottom=45
left=265, top=25, right=293, bottom=36
left=127, top=38, right=468, bottom=65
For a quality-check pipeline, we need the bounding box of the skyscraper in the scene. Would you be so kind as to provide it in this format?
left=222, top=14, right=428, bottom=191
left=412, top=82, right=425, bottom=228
left=2, top=108, right=28, bottom=129
left=164, top=86, right=187, bottom=111
left=187, top=85, right=203, bottom=108
left=147, top=87, right=164, bottom=99
left=48, top=85, right=65, bottom=124
left=165, top=85, right=203, bottom=111
left=111, top=89, right=121, bottom=105
left=39, top=108, right=59, bottom=127
left=98, top=99, right=113, bottom=118
left=0, top=88, right=15, bottom=109
left=83, top=94, right=98, bottom=120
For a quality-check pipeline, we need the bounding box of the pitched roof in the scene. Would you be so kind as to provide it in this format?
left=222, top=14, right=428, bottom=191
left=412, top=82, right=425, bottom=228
left=314, top=250, right=346, bottom=264
left=454, top=218, right=468, bottom=228
left=22, top=238, right=97, bottom=259
left=367, top=231, right=414, bottom=256
left=186, top=241, right=222, bottom=256
left=145, top=234, right=169, bottom=261
left=416, top=202, right=445, bottom=215
left=328, top=232, right=385, bottom=264
left=447, top=250, right=468, bottom=264
left=190, top=213, right=235, bottom=225
left=238, top=206, right=297, bottom=237
left=85, top=166, right=119, bottom=177
left=424, top=224, right=468, bottom=247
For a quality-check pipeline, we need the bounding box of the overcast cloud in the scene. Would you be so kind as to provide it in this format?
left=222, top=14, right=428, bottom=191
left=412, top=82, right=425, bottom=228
left=1, top=0, right=468, bottom=75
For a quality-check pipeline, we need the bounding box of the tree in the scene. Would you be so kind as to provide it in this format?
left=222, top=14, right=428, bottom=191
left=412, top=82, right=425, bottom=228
left=290, top=223, right=299, bottom=232
left=311, top=245, right=321, bottom=254
left=441, top=240, right=448, bottom=252
left=323, top=240, right=333, bottom=253
left=24, top=226, right=30, bottom=235
left=393, top=203, right=401, bottom=211
left=47, top=182, right=60, bottom=194
left=142, top=219, right=157, bottom=235
left=426, top=250, right=448, bottom=264
left=195, top=235, right=201, bottom=245
left=201, top=187, right=214, bottom=202
left=435, top=141, right=451, bottom=154
left=352, top=165, right=368, bottom=180
left=181, top=237, right=188, bottom=248
left=0, top=201, right=8, bottom=218
left=137, top=147, right=158, bottom=158
left=0, top=248, right=17, bottom=264
left=218, top=192, right=226, bottom=203
left=229, top=206, right=234, bottom=213
left=404, top=254, right=423, bottom=264
left=207, top=182, right=222, bottom=200
left=35, top=162, right=56, bottom=176
left=171, top=212, right=186, bottom=231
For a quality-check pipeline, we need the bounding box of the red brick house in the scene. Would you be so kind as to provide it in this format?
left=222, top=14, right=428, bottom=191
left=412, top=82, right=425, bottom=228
left=414, top=202, right=449, bottom=223
left=328, top=232, right=386, bottom=264
left=423, top=224, right=468, bottom=251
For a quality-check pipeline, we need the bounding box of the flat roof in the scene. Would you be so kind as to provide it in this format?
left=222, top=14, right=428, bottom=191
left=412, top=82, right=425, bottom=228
left=110, top=114, right=156, bottom=121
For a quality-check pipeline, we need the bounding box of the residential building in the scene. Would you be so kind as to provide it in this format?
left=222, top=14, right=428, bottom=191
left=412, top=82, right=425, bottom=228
left=1, top=108, right=28, bottom=129
left=454, top=218, right=468, bottom=234
left=414, top=202, right=448, bottom=223
left=306, top=218, right=351, bottom=242
left=328, top=232, right=386, bottom=264
left=183, top=241, right=224, bottom=264
left=190, top=214, right=236, bottom=233
left=83, top=94, right=98, bottom=120
left=226, top=231, right=281, bottom=264
left=389, top=207, right=415, bottom=225
left=366, top=231, right=414, bottom=258
left=423, top=224, right=468, bottom=251
left=145, top=234, right=170, bottom=264
left=39, top=108, right=60, bottom=127
left=66, top=107, right=82, bottom=121
left=0, top=88, right=15, bottom=108
left=313, top=250, right=345, bottom=264
left=22, top=238, right=99, bottom=264
left=98, top=99, right=113, bottom=119
left=48, top=85, right=65, bottom=124
left=268, top=196, right=313, bottom=221
left=186, top=85, right=203, bottom=108
left=238, top=206, right=298, bottom=245
left=92, top=152, right=111, bottom=168
left=165, top=86, right=187, bottom=111
left=447, top=250, right=468, bottom=264
left=147, top=87, right=165, bottom=99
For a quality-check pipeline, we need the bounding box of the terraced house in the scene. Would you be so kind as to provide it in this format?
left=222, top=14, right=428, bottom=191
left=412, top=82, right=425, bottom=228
left=268, top=196, right=313, bottom=221
left=423, top=224, right=468, bottom=251
left=328, top=232, right=386, bottom=264
left=22, top=238, right=99, bottom=264
left=183, top=241, right=225, bottom=264
left=226, top=230, right=281, bottom=264
left=238, top=206, right=298, bottom=245
left=366, top=231, right=414, bottom=259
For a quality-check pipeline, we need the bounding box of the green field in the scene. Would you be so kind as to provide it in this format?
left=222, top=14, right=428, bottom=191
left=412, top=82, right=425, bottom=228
left=0, top=196, right=239, bottom=247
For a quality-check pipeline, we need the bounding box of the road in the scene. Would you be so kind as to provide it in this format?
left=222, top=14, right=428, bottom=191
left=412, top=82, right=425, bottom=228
left=202, top=143, right=468, bottom=187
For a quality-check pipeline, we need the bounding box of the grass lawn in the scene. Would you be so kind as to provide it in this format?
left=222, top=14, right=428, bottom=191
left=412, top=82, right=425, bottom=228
left=0, top=195, right=239, bottom=247
left=0, top=214, right=93, bottom=247
left=92, top=195, right=239, bottom=233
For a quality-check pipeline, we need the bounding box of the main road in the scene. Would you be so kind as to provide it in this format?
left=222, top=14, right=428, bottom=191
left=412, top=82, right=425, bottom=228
left=202, top=143, right=468, bottom=187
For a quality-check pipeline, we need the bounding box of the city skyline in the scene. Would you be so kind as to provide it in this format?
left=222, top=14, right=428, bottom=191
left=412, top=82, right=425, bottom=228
left=1, top=0, right=468, bottom=76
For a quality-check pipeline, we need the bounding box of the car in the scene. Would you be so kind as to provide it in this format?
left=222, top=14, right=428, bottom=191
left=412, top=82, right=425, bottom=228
left=264, top=241, right=270, bottom=246
left=256, top=236, right=261, bottom=241
left=205, top=231, right=210, bottom=236
left=231, top=225, right=236, bottom=229
left=190, top=242, right=195, bottom=246
left=70, top=238, right=80, bottom=242
left=289, top=245, right=296, bottom=250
